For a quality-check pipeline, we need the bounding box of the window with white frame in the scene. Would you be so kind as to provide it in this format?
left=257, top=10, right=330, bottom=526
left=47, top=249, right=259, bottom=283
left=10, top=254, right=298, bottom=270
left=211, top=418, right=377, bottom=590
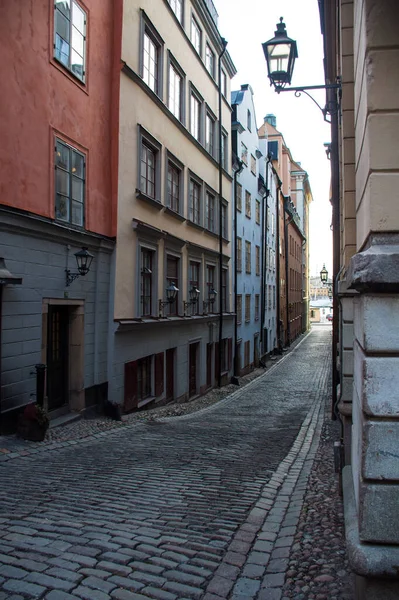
left=141, top=17, right=163, bottom=96
left=140, top=142, right=156, bottom=199
left=221, top=69, right=227, bottom=97
left=54, top=0, right=86, bottom=82
left=190, top=91, right=201, bottom=141
left=236, top=182, right=242, bottom=212
left=255, top=199, right=261, bottom=224
left=245, top=241, right=251, bottom=274
left=190, top=15, right=201, bottom=54
left=168, top=0, right=183, bottom=22
left=168, top=60, right=183, bottom=121
left=140, top=247, right=154, bottom=316
left=241, top=142, right=248, bottom=165
left=237, top=237, right=242, bottom=273
left=189, top=178, right=201, bottom=225
left=167, top=159, right=181, bottom=213
left=55, top=139, right=85, bottom=226
left=205, top=112, right=215, bottom=156
left=245, top=190, right=251, bottom=218
left=205, top=43, right=215, bottom=78
left=205, top=191, right=216, bottom=233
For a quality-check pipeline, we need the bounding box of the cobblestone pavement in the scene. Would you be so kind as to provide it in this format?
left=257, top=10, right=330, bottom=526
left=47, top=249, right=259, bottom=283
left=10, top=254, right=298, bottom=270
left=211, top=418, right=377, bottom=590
left=0, top=328, right=351, bottom=600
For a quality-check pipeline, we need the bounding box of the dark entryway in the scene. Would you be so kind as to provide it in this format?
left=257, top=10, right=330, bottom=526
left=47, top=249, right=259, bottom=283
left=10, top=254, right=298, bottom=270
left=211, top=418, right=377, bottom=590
left=166, top=348, right=175, bottom=401
left=189, top=342, right=198, bottom=398
left=47, top=305, right=69, bottom=411
left=206, top=343, right=212, bottom=389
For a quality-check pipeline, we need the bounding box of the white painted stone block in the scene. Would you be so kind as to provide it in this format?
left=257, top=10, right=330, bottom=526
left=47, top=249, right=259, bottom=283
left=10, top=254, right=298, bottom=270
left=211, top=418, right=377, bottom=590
left=359, top=295, right=399, bottom=353
left=363, top=421, right=399, bottom=480
left=342, top=322, right=355, bottom=350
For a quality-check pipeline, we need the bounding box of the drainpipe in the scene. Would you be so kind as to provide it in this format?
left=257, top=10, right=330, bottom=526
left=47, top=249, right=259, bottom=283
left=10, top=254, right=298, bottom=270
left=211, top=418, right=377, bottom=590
left=218, top=38, right=228, bottom=388
left=233, top=157, right=244, bottom=379
left=260, top=155, right=272, bottom=355
left=331, top=95, right=341, bottom=421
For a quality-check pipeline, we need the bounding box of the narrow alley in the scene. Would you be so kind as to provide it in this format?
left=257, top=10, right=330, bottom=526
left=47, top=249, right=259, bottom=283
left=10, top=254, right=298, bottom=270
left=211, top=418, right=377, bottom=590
left=0, top=329, right=349, bottom=599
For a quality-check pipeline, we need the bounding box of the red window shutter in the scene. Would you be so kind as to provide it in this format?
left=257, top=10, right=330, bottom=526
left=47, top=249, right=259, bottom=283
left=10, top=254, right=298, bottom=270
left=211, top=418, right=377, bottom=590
left=228, top=337, right=232, bottom=370
left=155, top=352, right=164, bottom=397
left=214, top=341, right=219, bottom=384
left=124, top=360, right=138, bottom=412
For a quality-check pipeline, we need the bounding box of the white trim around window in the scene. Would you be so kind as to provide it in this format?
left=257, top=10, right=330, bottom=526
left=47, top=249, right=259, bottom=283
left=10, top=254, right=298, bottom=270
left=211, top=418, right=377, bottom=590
left=139, top=11, right=164, bottom=99
left=54, top=0, right=87, bottom=82
left=137, top=126, right=162, bottom=206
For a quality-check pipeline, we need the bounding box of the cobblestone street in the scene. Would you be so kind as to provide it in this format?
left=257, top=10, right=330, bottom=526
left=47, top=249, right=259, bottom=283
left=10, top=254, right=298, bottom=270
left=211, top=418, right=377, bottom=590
left=0, top=328, right=351, bottom=600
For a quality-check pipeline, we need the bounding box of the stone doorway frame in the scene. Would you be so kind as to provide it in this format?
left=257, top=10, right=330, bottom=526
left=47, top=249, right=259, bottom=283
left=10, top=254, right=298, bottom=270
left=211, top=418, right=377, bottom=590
left=41, top=298, right=85, bottom=416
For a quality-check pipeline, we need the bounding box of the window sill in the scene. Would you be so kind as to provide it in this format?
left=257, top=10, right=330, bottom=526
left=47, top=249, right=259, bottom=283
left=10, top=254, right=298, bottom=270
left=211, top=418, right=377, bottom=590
left=187, top=220, right=204, bottom=232
left=136, top=189, right=163, bottom=209
left=51, top=57, right=88, bottom=94
left=164, top=206, right=186, bottom=222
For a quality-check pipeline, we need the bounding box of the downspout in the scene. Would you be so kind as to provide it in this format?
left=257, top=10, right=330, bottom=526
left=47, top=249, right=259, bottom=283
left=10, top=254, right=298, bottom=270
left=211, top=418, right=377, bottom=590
left=233, top=157, right=244, bottom=379
left=218, top=38, right=228, bottom=388
left=260, top=156, right=272, bottom=355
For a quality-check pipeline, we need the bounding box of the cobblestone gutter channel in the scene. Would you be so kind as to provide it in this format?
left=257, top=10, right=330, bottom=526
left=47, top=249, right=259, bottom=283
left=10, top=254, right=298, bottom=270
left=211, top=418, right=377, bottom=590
left=0, top=328, right=353, bottom=600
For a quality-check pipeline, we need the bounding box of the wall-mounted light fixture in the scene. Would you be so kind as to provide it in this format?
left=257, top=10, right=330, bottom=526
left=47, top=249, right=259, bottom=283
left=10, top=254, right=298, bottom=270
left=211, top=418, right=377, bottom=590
left=203, top=288, right=217, bottom=315
left=183, top=286, right=200, bottom=316
left=159, top=282, right=179, bottom=317
left=65, top=247, right=94, bottom=287
left=262, top=18, right=341, bottom=122
left=320, top=264, right=333, bottom=299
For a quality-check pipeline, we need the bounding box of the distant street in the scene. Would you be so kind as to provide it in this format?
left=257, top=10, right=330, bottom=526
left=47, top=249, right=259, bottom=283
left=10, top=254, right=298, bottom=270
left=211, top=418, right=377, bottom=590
left=0, top=328, right=331, bottom=600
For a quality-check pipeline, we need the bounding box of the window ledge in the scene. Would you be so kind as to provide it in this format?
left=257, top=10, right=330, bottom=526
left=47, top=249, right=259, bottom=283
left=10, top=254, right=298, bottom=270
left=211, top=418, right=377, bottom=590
left=136, top=189, right=163, bottom=209
left=204, top=228, right=218, bottom=239
left=164, top=206, right=186, bottom=222
left=187, top=220, right=204, bottom=232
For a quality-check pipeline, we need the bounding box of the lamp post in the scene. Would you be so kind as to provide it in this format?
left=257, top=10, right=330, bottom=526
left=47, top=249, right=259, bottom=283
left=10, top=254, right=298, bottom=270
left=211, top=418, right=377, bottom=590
left=203, top=288, right=217, bottom=315
left=183, top=286, right=200, bottom=316
left=159, top=283, right=179, bottom=317
left=65, top=247, right=94, bottom=287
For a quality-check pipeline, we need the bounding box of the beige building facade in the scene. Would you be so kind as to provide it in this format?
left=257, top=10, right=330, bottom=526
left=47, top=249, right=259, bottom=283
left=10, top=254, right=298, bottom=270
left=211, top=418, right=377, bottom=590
left=110, top=0, right=236, bottom=409
left=320, top=0, right=399, bottom=597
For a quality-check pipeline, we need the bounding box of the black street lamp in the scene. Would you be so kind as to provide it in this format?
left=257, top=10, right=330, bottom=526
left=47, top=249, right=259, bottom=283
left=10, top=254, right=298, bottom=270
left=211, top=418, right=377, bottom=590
left=320, top=264, right=328, bottom=284
left=262, top=18, right=341, bottom=122
left=203, top=288, right=217, bottom=315
left=159, top=282, right=179, bottom=316
left=183, top=286, right=200, bottom=315
left=65, top=247, right=94, bottom=287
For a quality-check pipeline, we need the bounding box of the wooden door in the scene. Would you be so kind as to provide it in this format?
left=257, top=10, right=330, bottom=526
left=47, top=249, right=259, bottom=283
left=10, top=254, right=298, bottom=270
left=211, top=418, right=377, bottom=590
left=166, top=348, right=174, bottom=401
left=206, top=343, right=212, bottom=388
left=47, top=306, right=69, bottom=411
left=189, top=343, right=198, bottom=397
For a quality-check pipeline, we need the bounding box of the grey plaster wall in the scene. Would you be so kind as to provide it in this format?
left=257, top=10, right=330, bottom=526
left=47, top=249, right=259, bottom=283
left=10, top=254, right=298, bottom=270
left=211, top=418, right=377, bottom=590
left=0, top=214, right=113, bottom=414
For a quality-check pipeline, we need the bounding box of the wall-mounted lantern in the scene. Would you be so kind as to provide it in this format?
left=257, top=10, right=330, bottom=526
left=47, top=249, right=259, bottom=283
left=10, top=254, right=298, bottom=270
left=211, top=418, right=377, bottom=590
left=159, top=282, right=179, bottom=316
left=203, top=288, right=217, bottom=315
left=183, top=286, right=200, bottom=315
left=65, top=247, right=94, bottom=287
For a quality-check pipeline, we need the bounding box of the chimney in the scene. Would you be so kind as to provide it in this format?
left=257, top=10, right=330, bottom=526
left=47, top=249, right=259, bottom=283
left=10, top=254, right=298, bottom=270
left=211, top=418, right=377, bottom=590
left=264, top=114, right=276, bottom=128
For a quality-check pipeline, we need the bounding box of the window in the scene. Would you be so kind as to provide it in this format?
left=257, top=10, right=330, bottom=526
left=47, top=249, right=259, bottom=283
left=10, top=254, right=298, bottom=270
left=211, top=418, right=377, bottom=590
left=190, top=91, right=201, bottom=141
left=237, top=237, right=242, bottom=273
left=168, top=0, right=183, bottom=22
left=221, top=203, right=228, bottom=239
left=189, top=178, right=201, bottom=225
left=140, top=248, right=153, bottom=316
left=244, top=340, right=250, bottom=367
left=221, top=132, right=228, bottom=170
left=205, top=112, right=215, bottom=156
left=251, top=155, right=256, bottom=176
left=221, top=69, right=227, bottom=97
left=271, top=212, right=275, bottom=235
left=237, top=295, right=242, bottom=324
left=256, top=245, right=260, bottom=276
left=236, top=183, right=242, bottom=212
left=268, top=285, right=272, bottom=309
left=245, top=294, right=251, bottom=322
left=245, top=190, right=251, bottom=218
left=255, top=200, right=261, bottom=224
left=138, top=356, right=152, bottom=400
left=222, top=269, right=227, bottom=312
left=205, top=191, right=215, bottom=232
left=189, top=261, right=200, bottom=315
left=54, top=0, right=86, bottom=82
left=247, top=109, right=251, bottom=131
left=206, top=265, right=216, bottom=311
left=167, top=160, right=181, bottom=213
left=141, top=17, right=163, bottom=96
left=55, top=139, right=85, bottom=226
left=191, top=15, right=201, bottom=54
left=241, top=142, right=248, bottom=165
left=168, top=61, right=183, bottom=121
left=166, top=255, right=179, bottom=315
left=140, top=141, right=156, bottom=199
left=245, top=241, right=251, bottom=274
left=273, top=286, right=276, bottom=309
left=255, top=295, right=260, bottom=320
left=205, top=44, right=215, bottom=78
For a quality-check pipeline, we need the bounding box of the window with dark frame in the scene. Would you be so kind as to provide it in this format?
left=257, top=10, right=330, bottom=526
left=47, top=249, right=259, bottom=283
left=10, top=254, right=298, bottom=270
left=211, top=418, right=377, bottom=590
left=237, top=237, right=242, bottom=273
left=205, top=113, right=215, bottom=156
left=236, top=182, right=242, bottom=212
left=190, top=92, right=201, bottom=141
left=189, top=178, right=201, bottom=225
left=55, top=139, right=85, bottom=227
left=167, top=0, right=183, bottom=22
left=237, top=294, right=242, bottom=324
left=247, top=109, right=251, bottom=131
left=245, top=190, right=251, bottom=218
left=255, top=294, right=260, bottom=320
left=140, top=141, right=156, bottom=198
left=168, top=62, right=183, bottom=120
left=222, top=269, right=227, bottom=312
left=221, top=132, right=228, bottom=169
left=245, top=294, right=251, bottom=322
left=256, top=199, right=261, bottom=224
left=256, top=245, right=260, bottom=276
left=143, top=32, right=159, bottom=94
left=221, top=203, right=228, bottom=239
left=205, top=191, right=215, bottom=232
left=251, top=154, right=256, bottom=176
left=166, top=255, right=179, bottom=316
left=245, top=241, right=251, bottom=274
left=191, top=15, right=201, bottom=54
left=189, top=261, right=200, bottom=315
left=140, top=248, right=153, bottom=316
left=241, top=142, right=248, bottom=165
left=137, top=355, right=152, bottom=400
left=206, top=265, right=215, bottom=309
left=54, top=0, right=86, bottom=82
left=167, top=161, right=180, bottom=212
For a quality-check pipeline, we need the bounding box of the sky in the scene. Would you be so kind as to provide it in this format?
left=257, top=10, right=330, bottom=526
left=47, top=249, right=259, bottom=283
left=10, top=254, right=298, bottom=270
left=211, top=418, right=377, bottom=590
left=215, top=0, right=333, bottom=278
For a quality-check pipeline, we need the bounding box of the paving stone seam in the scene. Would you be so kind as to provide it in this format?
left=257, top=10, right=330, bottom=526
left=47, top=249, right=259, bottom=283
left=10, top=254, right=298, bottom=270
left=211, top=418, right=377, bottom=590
left=204, top=340, right=330, bottom=599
